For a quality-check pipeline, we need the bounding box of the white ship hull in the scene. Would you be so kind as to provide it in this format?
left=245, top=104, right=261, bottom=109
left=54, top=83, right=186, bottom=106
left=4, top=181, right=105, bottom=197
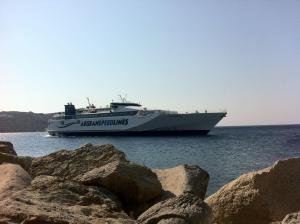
left=48, top=112, right=226, bottom=136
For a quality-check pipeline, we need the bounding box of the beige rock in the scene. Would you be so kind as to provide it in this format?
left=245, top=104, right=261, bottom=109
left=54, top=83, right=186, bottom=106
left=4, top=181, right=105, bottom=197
left=93, top=218, right=137, bottom=224
left=128, top=165, right=209, bottom=218
left=31, top=144, right=162, bottom=204
left=281, top=211, right=300, bottom=224
left=30, top=144, right=126, bottom=178
left=0, top=141, right=17, bottom=156
left=138, top=193, right=211, bottom=224
left=76, top=160, right=162, bottom=204
left=153, top=164, right=209, bottom=200
left=0, top=219, right=10, bottom=224
left=0, top=163, right=31, bottom=199
left=205, top=157, right=300, bottom=224
left=0, top=152, right=32, bottom=172
left=0, top=175, right=134, bottom=224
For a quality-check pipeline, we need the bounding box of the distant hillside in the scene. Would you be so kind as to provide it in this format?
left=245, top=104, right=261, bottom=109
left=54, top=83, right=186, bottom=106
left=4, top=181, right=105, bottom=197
left=0, top=111, right=53, bottom=132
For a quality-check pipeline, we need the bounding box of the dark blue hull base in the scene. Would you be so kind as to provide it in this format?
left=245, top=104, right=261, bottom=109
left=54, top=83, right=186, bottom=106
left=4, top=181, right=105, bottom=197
left=48, top=130, right=210, bottom=137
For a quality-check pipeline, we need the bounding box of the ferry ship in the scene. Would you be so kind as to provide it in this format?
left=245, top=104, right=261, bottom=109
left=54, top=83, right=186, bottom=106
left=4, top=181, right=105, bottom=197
left=47, top=98, right=226, bottom=136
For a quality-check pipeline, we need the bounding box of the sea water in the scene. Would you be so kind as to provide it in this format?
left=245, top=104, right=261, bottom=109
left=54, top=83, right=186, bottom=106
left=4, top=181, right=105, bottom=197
left=1, top=125, right=300, bottom=195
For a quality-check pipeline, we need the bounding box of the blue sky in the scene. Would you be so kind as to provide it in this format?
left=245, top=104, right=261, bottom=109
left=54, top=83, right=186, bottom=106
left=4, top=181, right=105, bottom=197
left=0, top=0, right=299, bottom=126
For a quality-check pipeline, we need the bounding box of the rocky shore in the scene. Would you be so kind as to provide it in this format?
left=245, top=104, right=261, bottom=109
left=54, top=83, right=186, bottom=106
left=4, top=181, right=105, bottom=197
left=0, top=141, right=299, bottom=224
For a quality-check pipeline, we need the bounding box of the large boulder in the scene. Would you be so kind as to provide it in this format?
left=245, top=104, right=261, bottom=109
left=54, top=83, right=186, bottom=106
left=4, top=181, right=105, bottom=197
left=30, top=144, right=126, bottom=178
left=126, top=165, right=209, bottom=218
left=76, top=160, right=162, bottom=204
left=205, top=157, right=300, bottom=224
left=153, top=165, right=209, bottom=200
left=0, top=175, right=135, bottom=224
left=281, top=211, right=300, bottom=224
left=31, top=144, right=162, bottom=204
left=0, top=141, right=17, bottom=156
left=0, top=152, right=32, bottom=172
left=0, top=163, right=31, bottom=198
left=138, top=193, right=211, bottom=224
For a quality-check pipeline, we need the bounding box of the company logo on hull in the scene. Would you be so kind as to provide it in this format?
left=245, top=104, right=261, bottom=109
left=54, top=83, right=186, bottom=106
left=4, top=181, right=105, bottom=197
left=81, top=119, right=128, bottom=126
left=56, top=120, right=80, bottom=128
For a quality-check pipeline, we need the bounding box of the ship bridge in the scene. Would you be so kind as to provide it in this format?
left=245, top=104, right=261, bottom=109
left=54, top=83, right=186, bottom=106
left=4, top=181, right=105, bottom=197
left=110, top=102, right=141, bottom=112
left=110, top=102, right=141, bottom=107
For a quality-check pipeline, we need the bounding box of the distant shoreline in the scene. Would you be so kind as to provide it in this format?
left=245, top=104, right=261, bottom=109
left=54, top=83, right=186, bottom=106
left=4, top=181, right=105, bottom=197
left=0, top=111, right=52, bottom=133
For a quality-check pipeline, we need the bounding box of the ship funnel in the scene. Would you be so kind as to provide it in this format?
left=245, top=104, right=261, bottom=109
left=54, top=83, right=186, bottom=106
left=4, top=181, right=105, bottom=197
left=65, top=103, right=76, bottom=116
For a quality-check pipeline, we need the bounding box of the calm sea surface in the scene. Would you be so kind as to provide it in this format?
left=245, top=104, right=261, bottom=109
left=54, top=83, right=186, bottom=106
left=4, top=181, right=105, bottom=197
left=1, top=125, right=300, bottom=195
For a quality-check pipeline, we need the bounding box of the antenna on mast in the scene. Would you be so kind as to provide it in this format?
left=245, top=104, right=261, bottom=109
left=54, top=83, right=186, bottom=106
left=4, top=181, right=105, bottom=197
left=86, top=97, right=96, bottom=110
left=86, top=97, right=92, bottom=107
left=118, top=94, right=127, bottom=103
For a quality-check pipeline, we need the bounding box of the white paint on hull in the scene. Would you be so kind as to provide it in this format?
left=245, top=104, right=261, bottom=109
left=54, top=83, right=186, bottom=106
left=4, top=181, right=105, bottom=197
left=48, top=112, right=226, bottom=135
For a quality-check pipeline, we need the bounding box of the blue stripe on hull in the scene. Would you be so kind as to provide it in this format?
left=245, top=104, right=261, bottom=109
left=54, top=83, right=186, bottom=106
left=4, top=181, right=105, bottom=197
left=48, top=130, right=210, bottom=137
